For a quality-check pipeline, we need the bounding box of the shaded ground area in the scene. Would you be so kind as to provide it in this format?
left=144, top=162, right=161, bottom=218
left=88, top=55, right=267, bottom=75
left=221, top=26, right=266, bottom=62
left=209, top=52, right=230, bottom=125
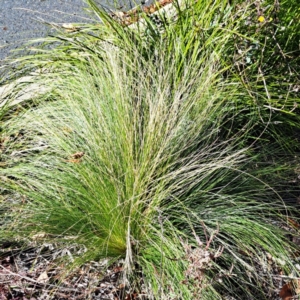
left=1, top=231, right=300, bottom=299
left=0, top=241, right=147, bottom=300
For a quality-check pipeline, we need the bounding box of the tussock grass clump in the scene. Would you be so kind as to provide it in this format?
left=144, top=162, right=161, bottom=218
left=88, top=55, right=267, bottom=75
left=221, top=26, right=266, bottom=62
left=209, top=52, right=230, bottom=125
left=0, top=0, right=299, bottom=298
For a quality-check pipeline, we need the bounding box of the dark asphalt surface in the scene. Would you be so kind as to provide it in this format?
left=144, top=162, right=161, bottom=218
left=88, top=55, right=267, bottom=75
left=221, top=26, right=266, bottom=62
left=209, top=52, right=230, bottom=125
left=0, top=0, right=144, bottom=63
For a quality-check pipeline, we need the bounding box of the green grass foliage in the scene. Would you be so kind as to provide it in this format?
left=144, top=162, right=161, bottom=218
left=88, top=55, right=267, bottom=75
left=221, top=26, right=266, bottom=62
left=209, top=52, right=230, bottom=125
left=0, top=0, right=299, bottom=298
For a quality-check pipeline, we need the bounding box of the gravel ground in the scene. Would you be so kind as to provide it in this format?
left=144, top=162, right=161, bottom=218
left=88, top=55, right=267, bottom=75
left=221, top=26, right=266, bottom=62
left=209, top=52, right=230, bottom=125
left=0, top=0, right=145, bottom=63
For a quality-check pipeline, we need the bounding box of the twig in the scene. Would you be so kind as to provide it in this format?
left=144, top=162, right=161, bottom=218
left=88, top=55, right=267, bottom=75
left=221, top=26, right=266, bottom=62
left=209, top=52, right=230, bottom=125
left=0, top=264, right=41, bottom=285
left=0, top=265, right=78, bottom=292
left=258, top=67, right=270, bottom=101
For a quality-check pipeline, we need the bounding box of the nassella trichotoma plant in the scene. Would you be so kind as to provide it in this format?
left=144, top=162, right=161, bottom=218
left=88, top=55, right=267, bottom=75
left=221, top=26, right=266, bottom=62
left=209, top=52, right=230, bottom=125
left=1, top=0, right=299, bottom=298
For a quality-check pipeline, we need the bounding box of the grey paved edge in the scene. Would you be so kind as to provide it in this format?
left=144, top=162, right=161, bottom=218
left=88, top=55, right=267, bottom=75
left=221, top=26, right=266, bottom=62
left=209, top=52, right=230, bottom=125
left=0, top=0, right=147, bottom=62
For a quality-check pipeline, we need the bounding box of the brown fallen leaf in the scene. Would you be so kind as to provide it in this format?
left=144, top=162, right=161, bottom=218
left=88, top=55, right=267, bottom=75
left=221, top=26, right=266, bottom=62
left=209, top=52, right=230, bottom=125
left=288, top=217, right=300, bottom=229
left=279, top=283, right=293, bottom=300
left=71, top=151, right=85, bottom=159
left=37, top=271, right=49, bottom=283
left=61, top=23, right=80, bottom=32
left=32, top=232, right=47, bottom=240
left=118, top=283, right=125, bottom=289
left=280, top=280, right=300, bottom=300
left=65, top=152, right=85, bottom=163
left=112, top=0, right=176, bottom=26
left=113, top=266, right=123, bottom=273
